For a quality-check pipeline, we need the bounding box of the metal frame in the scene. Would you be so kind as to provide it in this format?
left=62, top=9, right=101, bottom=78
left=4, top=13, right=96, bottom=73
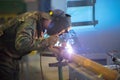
left=67, top=0, right=98, bottom=27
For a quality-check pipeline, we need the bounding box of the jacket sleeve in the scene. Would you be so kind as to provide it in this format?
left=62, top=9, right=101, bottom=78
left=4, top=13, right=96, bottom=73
left=15, top=18, right=48, bottom=54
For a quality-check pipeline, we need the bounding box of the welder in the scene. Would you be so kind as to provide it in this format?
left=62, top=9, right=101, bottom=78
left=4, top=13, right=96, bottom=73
left=0, top=9, right=71, bottom=80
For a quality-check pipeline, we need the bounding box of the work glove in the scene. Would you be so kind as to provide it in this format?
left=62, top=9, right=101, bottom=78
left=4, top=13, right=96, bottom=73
left=34, top=35, right=59, bottom=52
left=45, top=35, right=59, bottom=47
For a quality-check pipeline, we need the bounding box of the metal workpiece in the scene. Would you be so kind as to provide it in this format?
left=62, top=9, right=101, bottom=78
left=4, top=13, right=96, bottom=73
left=68, top=53, right=119, bottom=80
left=69, top=63, right=104, bottom=80
left=40, top=50, right=120, bottom=80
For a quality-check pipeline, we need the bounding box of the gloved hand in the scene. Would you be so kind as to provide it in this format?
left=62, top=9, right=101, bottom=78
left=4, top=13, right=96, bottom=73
left=35, top=35, right=59, bottom=51
left=48, top=46, right=61, bottom=57
left=48, top=46, right=68, bottom=61
left=45, top=35, right=59, bottom=47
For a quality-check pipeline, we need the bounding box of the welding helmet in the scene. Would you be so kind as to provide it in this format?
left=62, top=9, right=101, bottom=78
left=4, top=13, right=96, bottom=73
left=47, top=9, right=71, bottom=35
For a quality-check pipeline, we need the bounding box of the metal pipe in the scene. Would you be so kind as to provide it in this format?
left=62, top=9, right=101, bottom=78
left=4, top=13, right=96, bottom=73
left=66, top=53, right=120, bottom=80
left=58, top=61, right=63, bottom=80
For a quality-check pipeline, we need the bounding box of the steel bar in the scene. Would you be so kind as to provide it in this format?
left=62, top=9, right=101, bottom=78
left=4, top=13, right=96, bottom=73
left=67, top=53, right=119, bottom=80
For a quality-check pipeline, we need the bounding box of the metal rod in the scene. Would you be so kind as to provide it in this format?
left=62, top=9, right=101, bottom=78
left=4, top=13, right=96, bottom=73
left=58, top=61, right=63, bottom=80
left=68, top=53, right=119, bottom=80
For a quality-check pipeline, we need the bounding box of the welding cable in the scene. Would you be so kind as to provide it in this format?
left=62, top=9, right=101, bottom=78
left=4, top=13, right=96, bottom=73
left=40, top=53, right=44, bottom=80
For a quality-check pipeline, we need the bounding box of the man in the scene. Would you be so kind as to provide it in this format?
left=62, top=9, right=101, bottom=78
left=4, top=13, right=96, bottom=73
left=0, top=9, right=71, bottom=80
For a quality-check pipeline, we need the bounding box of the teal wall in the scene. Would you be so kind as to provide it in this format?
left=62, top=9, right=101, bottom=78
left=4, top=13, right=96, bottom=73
left=66, top=0, right=120, bottom=53
left=95, top=0, right=120, bottom=52
left=96, top=0, right=120, bottom=30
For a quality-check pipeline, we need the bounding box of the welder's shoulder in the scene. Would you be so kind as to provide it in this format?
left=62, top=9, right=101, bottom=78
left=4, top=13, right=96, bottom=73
left=40, top=12, right=51, bottom=20
left=18, top=11, right=51, bottom=21
left=17, top=11, right=38, bottom=21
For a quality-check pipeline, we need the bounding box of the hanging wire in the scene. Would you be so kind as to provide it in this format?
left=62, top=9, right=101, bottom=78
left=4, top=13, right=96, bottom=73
left=40, top=53, right=44, bottom=80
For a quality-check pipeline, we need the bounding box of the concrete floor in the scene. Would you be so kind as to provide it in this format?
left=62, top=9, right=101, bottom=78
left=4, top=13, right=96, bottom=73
left=20, top=54, right=69, bottom=80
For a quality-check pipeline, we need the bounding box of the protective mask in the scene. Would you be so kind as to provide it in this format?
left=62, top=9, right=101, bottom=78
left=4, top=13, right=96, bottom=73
left=47, top=14, right=71, bottom=35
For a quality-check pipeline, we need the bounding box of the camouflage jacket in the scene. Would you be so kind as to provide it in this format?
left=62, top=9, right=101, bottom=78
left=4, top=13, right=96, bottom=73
left=0, top=11, right=51, bottom=59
